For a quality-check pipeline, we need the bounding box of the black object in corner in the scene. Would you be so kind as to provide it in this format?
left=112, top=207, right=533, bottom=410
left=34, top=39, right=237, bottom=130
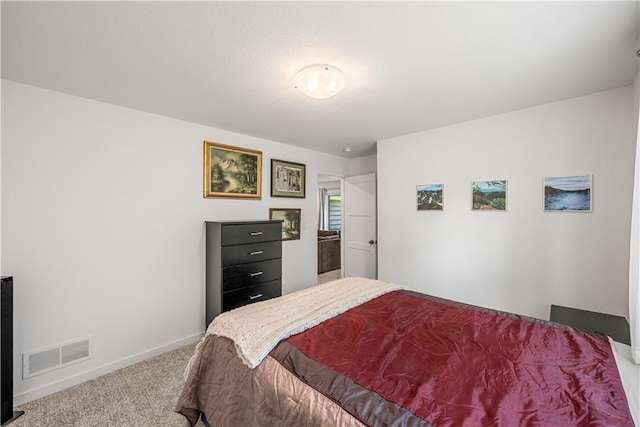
left=550, top=304, right=631, bottom=345
left=1, top=276, right=24, bottom=426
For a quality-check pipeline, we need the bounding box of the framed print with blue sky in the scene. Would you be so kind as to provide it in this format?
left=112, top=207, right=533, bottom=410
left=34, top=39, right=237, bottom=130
left=472, top=180, right=507, bottom=211
left=417, top=184, right=444, bottom=211
left=543, top=175, right=592, bottom=212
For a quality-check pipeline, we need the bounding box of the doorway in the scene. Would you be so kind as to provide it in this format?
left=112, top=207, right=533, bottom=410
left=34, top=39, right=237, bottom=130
left=317, top=174, right=343, bottom=284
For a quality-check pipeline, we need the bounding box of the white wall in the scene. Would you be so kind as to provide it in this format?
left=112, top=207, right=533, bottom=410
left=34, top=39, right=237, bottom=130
left=0, top=5, right=3, bottom=269
left=635, top=71, right=640, bottom=126
left=318, top=180, right=341, bottom=191
left=378, top=86, right=636, bottom=321
left=630, top=67, right=640, bottom=364
left=348, top=154, right=377, bottom=176
left=1, top=80, right=350, bottom=404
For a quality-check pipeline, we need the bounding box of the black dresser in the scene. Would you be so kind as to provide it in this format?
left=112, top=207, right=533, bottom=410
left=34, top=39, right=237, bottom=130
left=205, top=220, right=282, bottom=327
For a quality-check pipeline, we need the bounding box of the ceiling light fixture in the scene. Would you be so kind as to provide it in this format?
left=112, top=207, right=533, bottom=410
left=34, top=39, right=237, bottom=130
left=295, top=64, right=345, bottom=99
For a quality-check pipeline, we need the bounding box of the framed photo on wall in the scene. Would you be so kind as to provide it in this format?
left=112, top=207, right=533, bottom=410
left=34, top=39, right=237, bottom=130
left=203, top=141, right=262, bottom=199
left=472, top=180, right=507, bottom=211
left=269, top=208, right=301, bottom=241
left=417, top=184, right=444, bottom=211
left=543, top=175, right=592, bottom=212
left=271, top=159, right=306, bottom=198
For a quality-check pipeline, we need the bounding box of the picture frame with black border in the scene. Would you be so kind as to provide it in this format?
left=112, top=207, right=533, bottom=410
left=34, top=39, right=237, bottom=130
left=269, top=208, right=302, bottom=240
left=271, top=159, right=306, bottom=198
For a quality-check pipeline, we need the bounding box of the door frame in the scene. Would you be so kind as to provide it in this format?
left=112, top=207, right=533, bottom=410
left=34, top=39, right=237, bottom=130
left=316, top=173, right=345, bottom=283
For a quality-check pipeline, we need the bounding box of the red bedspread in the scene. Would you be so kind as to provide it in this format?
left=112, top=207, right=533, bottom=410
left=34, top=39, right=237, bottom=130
left=271, top=290, right=633, bottom=426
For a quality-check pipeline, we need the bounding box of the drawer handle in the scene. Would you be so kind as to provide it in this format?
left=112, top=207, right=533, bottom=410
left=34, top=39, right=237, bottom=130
left=250, top=271, right=263, bottom=277
left=249, top=251, right=263, bottom=256
left=249, top=231, right=263, bottom=236
left=249, top=293, right=263, bottom=300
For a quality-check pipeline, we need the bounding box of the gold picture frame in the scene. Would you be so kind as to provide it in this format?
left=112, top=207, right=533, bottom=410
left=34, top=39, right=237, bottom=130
left=203, top=141, right=262, bottom=199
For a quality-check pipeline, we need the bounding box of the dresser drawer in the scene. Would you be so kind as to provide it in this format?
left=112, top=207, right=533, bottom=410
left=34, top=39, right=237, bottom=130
left=222, top=222, right=282, bottom=246
left=223, top=280, right=281, bottom=311
left=222, top=241, right=282, bottom=266
left=222, top=258, right=282, bottom=292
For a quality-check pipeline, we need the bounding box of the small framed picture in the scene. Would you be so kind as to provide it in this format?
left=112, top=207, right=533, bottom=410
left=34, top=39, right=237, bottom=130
left=271, top=159, right=306, bottom=198
left=203, top=141, right=262, bottom=199
left=472, top=180, right=507, bottom=211
left=543, top=175, right=592, bottom=212
left=417, top=184, right=444, bottom=211
left=269, top=208, right=302, bottom=241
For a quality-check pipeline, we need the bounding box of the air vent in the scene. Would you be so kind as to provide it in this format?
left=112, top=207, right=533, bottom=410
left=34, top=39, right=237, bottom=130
left=23, top=336, right=93, bottom=379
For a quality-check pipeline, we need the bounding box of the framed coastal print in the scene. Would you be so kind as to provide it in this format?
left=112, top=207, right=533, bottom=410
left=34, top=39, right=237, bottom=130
left=417, top=184, right=444, bottom=211
left=472, top=180, right=507, bottom=211
left=269, top=208, right=301, bottom=241
left=271, top=159, right=306, bottom=198
left=203, top=141, right=262, bottom=199
left=543, top=175, right=592, bottom=212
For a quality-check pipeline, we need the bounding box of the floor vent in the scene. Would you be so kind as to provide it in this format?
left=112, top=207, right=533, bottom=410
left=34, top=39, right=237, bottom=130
left=23, top=336, right=93, bottom=379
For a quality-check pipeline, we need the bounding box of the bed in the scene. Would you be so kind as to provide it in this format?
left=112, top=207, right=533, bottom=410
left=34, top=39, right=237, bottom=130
left=176, top=277, right=637, bottom=426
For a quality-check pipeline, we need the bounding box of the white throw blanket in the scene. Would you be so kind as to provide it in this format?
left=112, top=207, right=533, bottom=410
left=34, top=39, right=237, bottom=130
left=207, top=277, right=405, bottom=368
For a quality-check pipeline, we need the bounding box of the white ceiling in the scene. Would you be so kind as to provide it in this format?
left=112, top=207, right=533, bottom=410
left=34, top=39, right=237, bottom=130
left=2, top=1, right=639, bottom=158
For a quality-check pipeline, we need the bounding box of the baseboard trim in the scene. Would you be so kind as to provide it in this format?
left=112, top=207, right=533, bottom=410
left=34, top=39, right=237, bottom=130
left=14, top=332, right=204, bottom=406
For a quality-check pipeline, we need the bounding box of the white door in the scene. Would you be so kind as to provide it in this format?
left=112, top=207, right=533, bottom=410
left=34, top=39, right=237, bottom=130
left=343, top=173, right=377, bottom=279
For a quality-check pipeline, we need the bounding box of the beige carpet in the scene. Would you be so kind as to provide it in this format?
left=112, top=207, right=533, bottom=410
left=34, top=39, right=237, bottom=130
left=318, top=269, right=341, bottom=284
left=12, top=343, right=204, bottom=427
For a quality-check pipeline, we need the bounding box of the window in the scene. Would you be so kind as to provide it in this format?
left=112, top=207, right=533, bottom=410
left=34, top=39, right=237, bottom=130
left=328, top=194, right=342, bottom=231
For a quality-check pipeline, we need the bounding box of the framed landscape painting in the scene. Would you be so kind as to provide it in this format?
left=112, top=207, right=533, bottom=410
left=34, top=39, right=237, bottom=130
left=417, top=184, right=444, bottom=211
left=203, top=141, right=262, bottom=199
left=472, top=180, right=507, bottom=211
left=271, top=159, right=306, bottom=198
left=543, top=175, right=592, bottom=212
left=269, top=208, right=301, bottom=241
